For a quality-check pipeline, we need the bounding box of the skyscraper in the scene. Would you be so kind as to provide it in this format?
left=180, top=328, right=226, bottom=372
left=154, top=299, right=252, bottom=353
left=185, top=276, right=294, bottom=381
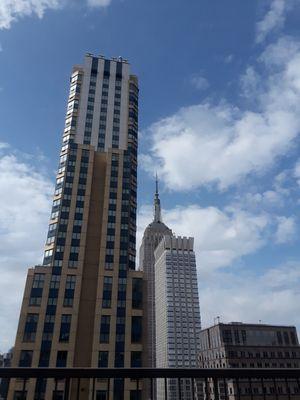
left=8, top=54, right=143, bottom=400
left=139, top=179, right=172, bottom=368
left=155, top=236, right=201, bottom=400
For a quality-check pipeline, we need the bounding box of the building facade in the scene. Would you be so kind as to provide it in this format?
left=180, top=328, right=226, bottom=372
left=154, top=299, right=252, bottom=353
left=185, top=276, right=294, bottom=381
left=198, top=322, right=300, bottom=400
left=155, top=236, right=201, bottom=400
left=138, top=179, right=172, bottom=369
left=8, top=54, right=143, bottom=400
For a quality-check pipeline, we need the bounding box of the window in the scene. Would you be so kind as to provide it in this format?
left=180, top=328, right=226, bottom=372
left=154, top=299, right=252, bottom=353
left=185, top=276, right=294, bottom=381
left=102, top=276, right=112, bottom=308
left=56, top=351, right=67, bottom=367
left=100, top=315, right=110, bottom=343
left=19, top=350, right=33, bottom=367
left=50, top=275, right=60, bottom=289
left=23, top=314, right=38, bottom=342
left=131, top=316, right=142, bottom=343
left=29, top=296, right=42, bottom=306
left=96, top=391, right=107, bottom=400
left=132, top=278, right=142, bottom=309
left=59, top=315, right=71, bottom=342
left=98, top=351, right=109, bottom=367
left=66, top=275, right=76, bottom=289
left=131, top=351, right=142, bottom=367
left=32, top=273, right=45, bottom=289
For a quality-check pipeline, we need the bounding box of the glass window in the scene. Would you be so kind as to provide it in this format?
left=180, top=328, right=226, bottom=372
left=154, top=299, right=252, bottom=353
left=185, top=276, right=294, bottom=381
left=98, top=351, right=109, bottom=367
left=19, top=350, right=33, bottom=367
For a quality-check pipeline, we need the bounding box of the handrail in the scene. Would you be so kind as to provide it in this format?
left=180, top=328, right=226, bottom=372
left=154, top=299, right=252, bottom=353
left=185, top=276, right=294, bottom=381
left=1, top=367, right=300, bottom=379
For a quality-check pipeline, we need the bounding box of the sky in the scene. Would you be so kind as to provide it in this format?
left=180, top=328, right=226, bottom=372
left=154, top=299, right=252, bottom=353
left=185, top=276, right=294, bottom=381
left=1, top=0, right=300, bottom=351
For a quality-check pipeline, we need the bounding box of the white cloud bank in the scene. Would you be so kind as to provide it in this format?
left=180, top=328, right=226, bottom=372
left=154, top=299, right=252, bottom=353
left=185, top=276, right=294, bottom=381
left=141, top=36, right=300, bottom=191
left=0, top=0, right=112, bottom=29
left=137, top=204, right=300, bottom=330
left=200, top=262, right=300, bottom=329
left=137, top=203, right=296, bottom=272
left=0, top=146, right=53, bottom=350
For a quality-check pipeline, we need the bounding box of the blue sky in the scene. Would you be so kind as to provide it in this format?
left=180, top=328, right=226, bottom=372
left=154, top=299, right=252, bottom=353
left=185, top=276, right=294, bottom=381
left=1, top=0, right=300, bottom=351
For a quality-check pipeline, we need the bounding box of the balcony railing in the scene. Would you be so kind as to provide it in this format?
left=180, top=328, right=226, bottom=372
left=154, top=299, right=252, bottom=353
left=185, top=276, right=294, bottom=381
left=1, top=367, right=300, bottom=400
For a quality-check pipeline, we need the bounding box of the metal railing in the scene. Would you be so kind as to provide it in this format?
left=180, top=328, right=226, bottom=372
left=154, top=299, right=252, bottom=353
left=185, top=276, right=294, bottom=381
left=1, top=367, right=300, bottom=400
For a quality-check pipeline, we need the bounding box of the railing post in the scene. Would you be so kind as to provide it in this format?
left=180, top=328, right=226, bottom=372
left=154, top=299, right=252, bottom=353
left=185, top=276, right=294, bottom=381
left=64, top=378, right=70, bottom=400
left=54, top=378, right=58, bottom=399
left=178, top=378, right=182, bottom=400
left=107, top=378, right=110, bottom=400
left=249, top=378, right=253, bottom=400
left=261, top=378, right=266, bottom=400
left=164, top=377, right=168, bottom=400
left=205, top=378, right=210, bottom=400
left=76, top=378, right=81, bottom=400
left=22, top=378, right=27, bottom=400
left=236, top=378, right=241, bottom=400
left=273, top=378, right=279, bottom=400
left=212, top=377, right=219, bottom=400
left=91, top=377, right=95, bottom=400
left=223, top=378, right=228, bottom=400
left=191, top=378, right=195, bottom=400
left=136, top=378, right=139, bottom=399
left=285, top=378, right=291, bottom=400
left=150, top=377, right=153, bottom=400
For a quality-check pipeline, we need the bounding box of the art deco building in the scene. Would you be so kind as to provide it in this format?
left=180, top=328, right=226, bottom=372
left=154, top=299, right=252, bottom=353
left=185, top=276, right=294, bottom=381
left=8, top=54, right=143, bottom=400
left=138, top=179, right=172, bottom=369
left=155, top=236, right=201, bottom=400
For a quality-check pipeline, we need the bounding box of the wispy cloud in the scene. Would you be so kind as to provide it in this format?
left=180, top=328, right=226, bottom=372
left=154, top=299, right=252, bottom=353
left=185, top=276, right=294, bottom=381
left=87, top=0, right=112, bottom=7
left=0, top=0, right=113, bottom=29
left=256, top=0, right=294, bottom=43
left=190, top=74, right=210, bottom=91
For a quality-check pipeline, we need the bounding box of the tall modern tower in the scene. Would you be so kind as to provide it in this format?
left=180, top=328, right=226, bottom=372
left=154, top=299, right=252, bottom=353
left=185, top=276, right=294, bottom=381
left=155, top=236, right=201, bottom=400
left=8, top=54, right=144, bottom=400
left=139, top=179, right=172, bottom=369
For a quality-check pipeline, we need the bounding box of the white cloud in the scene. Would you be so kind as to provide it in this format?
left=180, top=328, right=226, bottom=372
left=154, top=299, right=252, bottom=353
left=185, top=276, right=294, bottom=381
left=0, top=146, right=53, bottom=350
left=256, top=0, right=293, bottom=44
left=87, top=0, right=111, bottom=7
left=0, top=0, right=61, bottom=29
left=224, top=54, right=234, bottom=64
left=138, top=204, right=300, bottom=331
left=141, top=36, right=300, bottom=191
left=0, top=0, right=112, bottom=29
left=200, top=262, right=300, bottom=330
left=190, top=74, right=210, bottom=91
left=137, top=203, right=270, bottom=272
left=274, top=216, right=297, bottom=244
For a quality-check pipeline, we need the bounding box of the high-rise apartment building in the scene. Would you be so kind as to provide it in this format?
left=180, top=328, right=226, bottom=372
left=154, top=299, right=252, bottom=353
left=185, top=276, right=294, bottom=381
left=197, top=322, right=300, bottom=400
left=8, top=54, right=144, bottom=400
left=155, top=236, right=201, bottom=400
left=139, top=180, right=172, bottom=369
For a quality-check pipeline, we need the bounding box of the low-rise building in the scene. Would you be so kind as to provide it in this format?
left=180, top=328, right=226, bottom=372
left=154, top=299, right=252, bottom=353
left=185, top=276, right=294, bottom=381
left=197, top=322, right=300, bottom=400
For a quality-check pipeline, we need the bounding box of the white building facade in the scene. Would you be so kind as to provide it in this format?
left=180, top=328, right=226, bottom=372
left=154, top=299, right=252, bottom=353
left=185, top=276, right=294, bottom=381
left=155, top=236, right=201, bottom=400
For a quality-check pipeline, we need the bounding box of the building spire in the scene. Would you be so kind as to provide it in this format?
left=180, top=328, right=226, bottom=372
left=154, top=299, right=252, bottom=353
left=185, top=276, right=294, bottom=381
left=154, top=173, right=162, bottom=222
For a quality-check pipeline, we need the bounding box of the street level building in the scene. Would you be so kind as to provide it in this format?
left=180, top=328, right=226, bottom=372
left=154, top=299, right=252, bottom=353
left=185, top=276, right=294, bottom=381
left=8, top=54, right=143, bottom=400
left=197, top=322, right=300, bottom=400
left=155, top=236, right=201, bottom=400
